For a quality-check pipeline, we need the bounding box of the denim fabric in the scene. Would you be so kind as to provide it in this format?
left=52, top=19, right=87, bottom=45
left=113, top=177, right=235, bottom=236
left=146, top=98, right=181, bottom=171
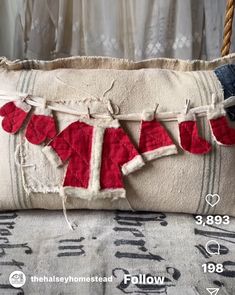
left=214, top=64, right=235, bottom=120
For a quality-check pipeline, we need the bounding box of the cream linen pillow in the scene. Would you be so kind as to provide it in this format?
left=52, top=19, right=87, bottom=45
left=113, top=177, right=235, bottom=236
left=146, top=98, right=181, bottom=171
left=0, top=55, right=235, bottom=217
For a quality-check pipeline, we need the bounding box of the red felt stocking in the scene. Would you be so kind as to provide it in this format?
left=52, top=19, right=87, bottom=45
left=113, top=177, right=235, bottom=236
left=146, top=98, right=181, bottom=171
left=0, top=100, right=31, bottom=133
left=208, top=107, right=235, bottom=146
left=139, top=111, right=178, bottom=161
left=25, top=108, right=57, bottom=145
left=178, top=111, right=211, bottom=154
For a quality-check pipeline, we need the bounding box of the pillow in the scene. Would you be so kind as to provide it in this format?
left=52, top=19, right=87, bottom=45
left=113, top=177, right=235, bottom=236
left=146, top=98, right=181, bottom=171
left=0, top=55, right=235, bottom=217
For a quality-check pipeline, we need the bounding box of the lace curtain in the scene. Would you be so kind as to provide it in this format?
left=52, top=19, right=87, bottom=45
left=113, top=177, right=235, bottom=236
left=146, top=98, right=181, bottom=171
left=0, top=0, right=233, bottom=61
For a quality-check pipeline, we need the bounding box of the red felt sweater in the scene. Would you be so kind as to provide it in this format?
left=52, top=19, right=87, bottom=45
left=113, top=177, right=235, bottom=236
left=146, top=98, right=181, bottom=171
left=43, top=119, right=144, bottom=200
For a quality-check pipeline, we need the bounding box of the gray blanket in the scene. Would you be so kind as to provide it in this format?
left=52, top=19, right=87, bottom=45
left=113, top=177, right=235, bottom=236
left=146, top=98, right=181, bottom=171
left=0, top=210, right=234, bottom=295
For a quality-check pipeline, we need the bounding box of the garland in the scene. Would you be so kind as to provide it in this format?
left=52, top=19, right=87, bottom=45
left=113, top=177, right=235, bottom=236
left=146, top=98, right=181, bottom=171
left=1, top=90, right=235, bottom=229
left=0, top=90, right=235, bottom=121
left=1, top=90, right=235, bottom=153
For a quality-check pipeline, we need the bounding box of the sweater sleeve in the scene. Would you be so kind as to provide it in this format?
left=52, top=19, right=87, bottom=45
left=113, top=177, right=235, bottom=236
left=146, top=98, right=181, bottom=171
left=42, top=124, right=73, bottom=167
left=115, top=128, right=145, bottom=175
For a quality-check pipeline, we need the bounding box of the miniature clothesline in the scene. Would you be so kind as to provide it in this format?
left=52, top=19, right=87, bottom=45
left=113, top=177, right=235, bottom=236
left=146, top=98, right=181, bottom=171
left=2, top=90, right=235, bottom=230
left=0, top=90, right=235, bottom=122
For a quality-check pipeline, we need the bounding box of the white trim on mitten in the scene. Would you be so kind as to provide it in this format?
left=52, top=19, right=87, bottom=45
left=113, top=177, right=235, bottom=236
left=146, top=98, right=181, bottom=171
left=14, top=100, right=31, bottom=112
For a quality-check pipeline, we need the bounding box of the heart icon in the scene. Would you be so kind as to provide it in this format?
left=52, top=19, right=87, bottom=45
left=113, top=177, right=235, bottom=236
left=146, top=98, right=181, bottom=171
left=205, top=194, right=220, bottom=207
left=0, top=101, right=31, bottom=134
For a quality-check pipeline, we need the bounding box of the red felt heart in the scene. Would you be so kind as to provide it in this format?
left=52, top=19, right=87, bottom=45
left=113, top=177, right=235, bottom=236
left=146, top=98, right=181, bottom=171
left=0, top=101, right=30, bottom=134
left=25, top=114, right=57, bottom=145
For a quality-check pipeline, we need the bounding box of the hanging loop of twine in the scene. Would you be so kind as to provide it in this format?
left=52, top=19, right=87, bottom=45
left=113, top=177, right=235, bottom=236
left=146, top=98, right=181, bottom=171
left=221, top=0, right=235, bottom=57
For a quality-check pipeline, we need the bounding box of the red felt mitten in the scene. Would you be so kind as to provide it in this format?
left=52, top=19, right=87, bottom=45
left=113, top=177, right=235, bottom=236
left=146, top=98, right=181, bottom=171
left=139, top=111, right=178, bottom=161
left=208, top=106, right=235, bottom=146
left=0, top=100, right=31, bottom=133
left=177, top=111, right=211, bottom=154
left=25, top=108, right=57, bottom=145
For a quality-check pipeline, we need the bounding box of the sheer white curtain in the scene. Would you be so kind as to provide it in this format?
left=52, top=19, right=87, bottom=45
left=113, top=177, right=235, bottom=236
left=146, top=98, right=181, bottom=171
left=0, top=0, right=232, bottom=60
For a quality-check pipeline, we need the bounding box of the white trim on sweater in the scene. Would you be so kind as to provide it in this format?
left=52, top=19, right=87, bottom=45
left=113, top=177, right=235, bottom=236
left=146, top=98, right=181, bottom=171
left=42, top=146, right=63, bottom=167
left=61, top=186, right=126, bottom=200
left=88, top=126, right=105, bottom=192
left=121, top=155, right=145, bottom=175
